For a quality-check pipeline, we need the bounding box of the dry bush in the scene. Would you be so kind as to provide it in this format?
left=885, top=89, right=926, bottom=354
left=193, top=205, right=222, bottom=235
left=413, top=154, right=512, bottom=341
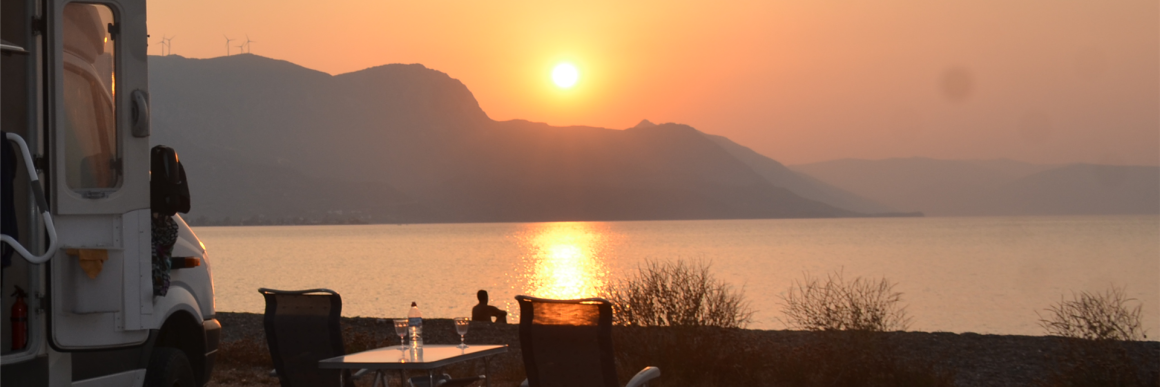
left=606, top=259, right=753, bottom=328
left=1036, top=287, right=1156, bottom=387
left=1038, top=286, right=1147, bottom=341
left=781, top=271, right=910, bottom=332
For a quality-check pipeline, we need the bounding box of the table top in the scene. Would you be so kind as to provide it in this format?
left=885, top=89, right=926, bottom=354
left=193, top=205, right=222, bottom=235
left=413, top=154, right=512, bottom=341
left=319, top=344, right=508, bottom=370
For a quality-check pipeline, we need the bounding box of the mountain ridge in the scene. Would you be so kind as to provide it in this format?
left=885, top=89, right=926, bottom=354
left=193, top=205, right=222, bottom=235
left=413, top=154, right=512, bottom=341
left=791, top=157, right=1159, bottom=216
left=149, top=54, right=874, bottom=224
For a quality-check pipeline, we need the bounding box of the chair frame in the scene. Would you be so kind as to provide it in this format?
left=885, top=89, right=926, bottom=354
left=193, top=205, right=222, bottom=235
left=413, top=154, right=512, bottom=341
left=259, top=288, right=354, bottom=387
left=515, top=295, right=659, bottom=387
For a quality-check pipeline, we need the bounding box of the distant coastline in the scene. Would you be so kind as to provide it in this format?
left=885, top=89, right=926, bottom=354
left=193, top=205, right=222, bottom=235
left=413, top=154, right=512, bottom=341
left=182, top=211, right=925, bottom=227
left=865, top=211, right=925, bottom=218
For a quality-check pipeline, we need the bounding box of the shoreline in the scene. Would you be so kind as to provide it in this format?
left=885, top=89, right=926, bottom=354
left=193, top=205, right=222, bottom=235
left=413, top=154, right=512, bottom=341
left=185, top=212, right=928, bottom=228
left=211, top=312, right=1159, bottom=387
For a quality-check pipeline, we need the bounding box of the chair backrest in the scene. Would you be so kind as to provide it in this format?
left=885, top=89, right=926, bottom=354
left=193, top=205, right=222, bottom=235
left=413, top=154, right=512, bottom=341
left=516, top=295, right=619, bottom=387
left=259, top=288, right=351, bottom=387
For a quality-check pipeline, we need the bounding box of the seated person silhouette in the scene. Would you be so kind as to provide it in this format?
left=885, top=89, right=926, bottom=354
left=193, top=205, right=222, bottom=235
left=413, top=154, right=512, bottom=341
left=471, top=290, right=508, bottom=324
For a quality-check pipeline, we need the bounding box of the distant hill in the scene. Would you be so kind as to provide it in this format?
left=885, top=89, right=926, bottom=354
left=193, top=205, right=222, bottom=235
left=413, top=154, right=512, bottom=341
left=700, top=131, right=895, bottom=214
left=791, top=158, right=1159, bottom=216
left=149, top=54, right=875, bottom=224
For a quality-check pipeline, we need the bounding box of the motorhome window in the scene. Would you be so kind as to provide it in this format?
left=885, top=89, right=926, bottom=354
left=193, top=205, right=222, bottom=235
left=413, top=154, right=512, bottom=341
left=61, top=3, right=118, bottom=191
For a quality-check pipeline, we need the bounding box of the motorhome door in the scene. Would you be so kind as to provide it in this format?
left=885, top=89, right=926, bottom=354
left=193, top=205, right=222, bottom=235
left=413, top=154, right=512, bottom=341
left=46, top=0, right=152, bottom=349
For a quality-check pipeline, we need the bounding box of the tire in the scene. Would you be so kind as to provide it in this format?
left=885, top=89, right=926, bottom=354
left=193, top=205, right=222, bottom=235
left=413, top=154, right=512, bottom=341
left=144, top=347, right=197, bottom=387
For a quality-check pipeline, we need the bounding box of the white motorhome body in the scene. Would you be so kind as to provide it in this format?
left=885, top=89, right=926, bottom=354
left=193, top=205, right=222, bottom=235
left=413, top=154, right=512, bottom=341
left=1, top=0, right=219, bottom=386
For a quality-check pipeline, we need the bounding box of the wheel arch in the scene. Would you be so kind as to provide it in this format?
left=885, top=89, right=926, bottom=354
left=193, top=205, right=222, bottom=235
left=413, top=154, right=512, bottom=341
left=154, top=309, right=207, bottom=386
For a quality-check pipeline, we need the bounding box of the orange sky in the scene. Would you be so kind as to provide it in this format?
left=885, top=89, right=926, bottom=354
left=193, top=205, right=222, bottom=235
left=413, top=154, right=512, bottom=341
left=148, top=0, right=1158, bottom=166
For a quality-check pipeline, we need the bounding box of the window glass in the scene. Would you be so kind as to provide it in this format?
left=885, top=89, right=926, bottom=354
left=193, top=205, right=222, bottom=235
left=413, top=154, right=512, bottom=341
left=61, top=3, right=117, bottom=191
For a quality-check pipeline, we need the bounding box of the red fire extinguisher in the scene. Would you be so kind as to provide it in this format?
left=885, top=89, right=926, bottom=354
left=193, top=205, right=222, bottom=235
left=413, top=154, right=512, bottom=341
left=11, top=286, right=27, bottom=351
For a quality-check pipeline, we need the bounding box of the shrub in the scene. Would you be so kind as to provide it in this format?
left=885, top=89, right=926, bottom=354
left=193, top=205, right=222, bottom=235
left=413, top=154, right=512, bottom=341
left=606, top=259, right=753, bottom=328
left=1038, top=286, right=1147, bottom=341
left=781, top=271, right=910, bottom=332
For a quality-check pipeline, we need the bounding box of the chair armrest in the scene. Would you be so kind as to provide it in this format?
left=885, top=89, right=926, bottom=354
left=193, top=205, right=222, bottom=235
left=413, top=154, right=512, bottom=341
left=520, top=379, right=529, bottom=387
left=352, top=369, right=369, bottom=379
left=625, top=366, right=660, bottom=387
left=438, top=375, right=485, bottom=387
left=258, top=287, right=338, bottom=296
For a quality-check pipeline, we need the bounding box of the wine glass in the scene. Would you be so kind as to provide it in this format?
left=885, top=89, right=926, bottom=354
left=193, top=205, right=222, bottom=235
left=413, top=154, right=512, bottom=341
left=394, top=319, right=409, bottom=349
left=454, top=317, right=470, bottom=349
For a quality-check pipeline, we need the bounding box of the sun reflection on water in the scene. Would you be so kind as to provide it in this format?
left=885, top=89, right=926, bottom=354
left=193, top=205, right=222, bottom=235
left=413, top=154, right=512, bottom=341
left=512, top=222, right=614, bottom=300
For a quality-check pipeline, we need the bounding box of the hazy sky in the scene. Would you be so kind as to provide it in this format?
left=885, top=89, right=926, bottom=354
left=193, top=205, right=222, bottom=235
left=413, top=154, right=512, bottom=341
left=149, top=1, right=1158, bottom=166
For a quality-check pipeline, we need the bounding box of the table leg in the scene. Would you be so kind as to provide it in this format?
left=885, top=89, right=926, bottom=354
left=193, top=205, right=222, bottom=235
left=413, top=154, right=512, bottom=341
left=484, top=357, right=492, bottom=387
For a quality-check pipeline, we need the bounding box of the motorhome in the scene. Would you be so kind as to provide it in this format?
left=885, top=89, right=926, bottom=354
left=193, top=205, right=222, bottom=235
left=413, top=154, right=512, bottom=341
left=2, top=0, right=218, bottom=386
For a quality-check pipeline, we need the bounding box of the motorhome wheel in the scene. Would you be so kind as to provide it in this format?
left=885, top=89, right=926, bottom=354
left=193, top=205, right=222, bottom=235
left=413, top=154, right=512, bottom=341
left=144, top=347, right=197, bottom=387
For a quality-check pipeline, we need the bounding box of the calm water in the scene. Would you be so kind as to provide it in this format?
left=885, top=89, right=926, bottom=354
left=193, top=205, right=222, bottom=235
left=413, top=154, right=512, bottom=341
left=196, top=216, right=1159, bottom=336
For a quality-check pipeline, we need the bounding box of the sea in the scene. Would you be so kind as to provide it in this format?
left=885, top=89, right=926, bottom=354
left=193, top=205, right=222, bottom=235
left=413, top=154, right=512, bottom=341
left=195, top=215, right=1159, bottom=336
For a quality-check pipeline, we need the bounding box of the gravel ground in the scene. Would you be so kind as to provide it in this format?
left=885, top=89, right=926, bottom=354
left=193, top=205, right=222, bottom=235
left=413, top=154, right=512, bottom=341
left=210, top=312, right=1159, bottom=387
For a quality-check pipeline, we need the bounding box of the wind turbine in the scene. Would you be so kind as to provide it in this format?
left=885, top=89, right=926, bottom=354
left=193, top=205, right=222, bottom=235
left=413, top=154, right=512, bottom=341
left=224, top=35, right=233, bottom=56
left=243, top=35, right=255, bottom=54
left=235, top=43, right=245, bottom=55
left=156, top=35, right=166, bottom=55
left=164, top=35, right=175, bottom=56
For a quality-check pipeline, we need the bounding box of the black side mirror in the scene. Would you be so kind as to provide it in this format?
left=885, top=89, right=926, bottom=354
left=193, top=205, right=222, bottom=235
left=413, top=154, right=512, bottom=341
left=150, top=145, right=190, bottom=216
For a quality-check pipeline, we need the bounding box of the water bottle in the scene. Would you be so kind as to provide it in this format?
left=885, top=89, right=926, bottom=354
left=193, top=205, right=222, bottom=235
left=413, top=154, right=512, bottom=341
left=407, top=302, right=423, bottom=347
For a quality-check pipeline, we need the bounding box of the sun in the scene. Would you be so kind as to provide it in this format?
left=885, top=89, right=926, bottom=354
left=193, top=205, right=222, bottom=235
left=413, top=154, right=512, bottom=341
left=552, top=63, right=579, bottom=89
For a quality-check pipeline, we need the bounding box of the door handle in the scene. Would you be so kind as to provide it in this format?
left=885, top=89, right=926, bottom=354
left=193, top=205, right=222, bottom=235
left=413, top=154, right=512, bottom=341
left=131, top=90, right=150, bottom=138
